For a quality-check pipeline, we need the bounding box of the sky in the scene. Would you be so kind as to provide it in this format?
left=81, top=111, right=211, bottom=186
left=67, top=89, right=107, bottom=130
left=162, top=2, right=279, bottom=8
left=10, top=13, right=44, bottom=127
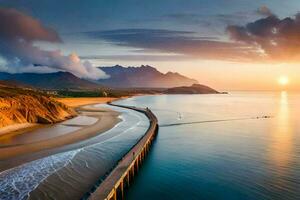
left=1, top=0, right=300, bottom=90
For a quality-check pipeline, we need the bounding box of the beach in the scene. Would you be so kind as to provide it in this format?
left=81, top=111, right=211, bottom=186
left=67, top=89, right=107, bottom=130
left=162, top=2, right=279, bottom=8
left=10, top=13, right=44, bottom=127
left=0, top=97, right=150, bottom=200
left=55, top=97, right=119, bottom=107
left=0, top=97, right=121, bottom=171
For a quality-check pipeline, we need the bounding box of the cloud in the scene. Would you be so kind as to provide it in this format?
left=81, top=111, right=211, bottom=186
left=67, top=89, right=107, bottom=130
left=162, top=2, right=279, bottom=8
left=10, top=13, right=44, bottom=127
left=85, top=17, right=300, bottom=63
left=227, top=13, right=300, bottom=62
left=257, top=6, right=273, bottom=17
left=84, top=29, right=260, bottom=62
left=0, top=8, right=107, bottom=79
left=0, top=8, right=61, bottom=42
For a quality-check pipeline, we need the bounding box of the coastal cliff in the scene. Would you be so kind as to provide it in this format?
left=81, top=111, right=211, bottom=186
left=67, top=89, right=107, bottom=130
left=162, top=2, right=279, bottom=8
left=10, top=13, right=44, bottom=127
left=0, top=83, right=76, bottom=128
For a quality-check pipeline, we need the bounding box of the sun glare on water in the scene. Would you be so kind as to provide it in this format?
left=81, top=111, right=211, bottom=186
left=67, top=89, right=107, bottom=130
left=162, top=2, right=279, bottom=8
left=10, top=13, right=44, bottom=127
left=278, top=76, right=289, bottom=86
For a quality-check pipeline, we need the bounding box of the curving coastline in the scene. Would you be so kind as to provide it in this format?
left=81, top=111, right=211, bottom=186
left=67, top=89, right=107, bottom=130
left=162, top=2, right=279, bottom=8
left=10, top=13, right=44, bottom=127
left=27, top=102, right=150, bottom=200
left=0, top=99, right=158, bottom=200
left=88, top=102, right=159, bottom=200
left=0, top=102, right=120, bottom=172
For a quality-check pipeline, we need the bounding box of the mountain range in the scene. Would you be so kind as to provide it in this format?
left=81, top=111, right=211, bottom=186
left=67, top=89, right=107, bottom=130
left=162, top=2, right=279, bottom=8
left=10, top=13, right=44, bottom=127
left=0, top=71, right=100, bottom=90
left=0, top=65, right=202, bottom=90
left=98, top=65, right=198, bottom=88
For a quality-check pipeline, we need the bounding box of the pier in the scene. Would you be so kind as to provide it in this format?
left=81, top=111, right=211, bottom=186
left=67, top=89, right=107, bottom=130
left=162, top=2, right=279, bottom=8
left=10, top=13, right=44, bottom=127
left=88, top=103, right=159, bottom=200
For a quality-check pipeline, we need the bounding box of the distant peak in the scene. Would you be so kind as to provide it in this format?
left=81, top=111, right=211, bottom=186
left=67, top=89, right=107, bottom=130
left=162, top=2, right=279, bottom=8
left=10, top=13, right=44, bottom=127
left=166, top=71, right=179, bottom=75
left=140, top=64, right=152, bottom=68
left=97, top=64, right=198, bottom=88
left=140, top=65, right=159, bottom=72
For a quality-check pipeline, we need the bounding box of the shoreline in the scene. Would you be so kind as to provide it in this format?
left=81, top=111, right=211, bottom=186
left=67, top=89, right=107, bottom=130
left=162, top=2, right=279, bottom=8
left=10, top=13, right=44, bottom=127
left=55, top=97, right=121, bottom=108
left=0, top=97, right=123, bottom=171
left=0, top=97, right=121, bottom=138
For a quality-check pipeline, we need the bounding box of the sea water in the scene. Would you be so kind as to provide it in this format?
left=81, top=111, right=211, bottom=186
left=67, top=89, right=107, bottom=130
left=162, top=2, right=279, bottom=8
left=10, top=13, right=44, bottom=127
left=117, top=92, right=300, bottom=200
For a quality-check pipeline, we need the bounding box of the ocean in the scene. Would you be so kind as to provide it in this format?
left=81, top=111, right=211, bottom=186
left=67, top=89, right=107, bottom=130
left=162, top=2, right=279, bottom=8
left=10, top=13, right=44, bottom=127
left=117, top=92, right=300, bottom=200
left=1, top=92, right=300, bottom=200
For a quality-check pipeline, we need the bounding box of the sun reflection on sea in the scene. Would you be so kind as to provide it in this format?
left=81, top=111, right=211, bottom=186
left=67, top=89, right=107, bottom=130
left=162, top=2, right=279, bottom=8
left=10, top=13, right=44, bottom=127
left=269, top=91, right=294, bottom=184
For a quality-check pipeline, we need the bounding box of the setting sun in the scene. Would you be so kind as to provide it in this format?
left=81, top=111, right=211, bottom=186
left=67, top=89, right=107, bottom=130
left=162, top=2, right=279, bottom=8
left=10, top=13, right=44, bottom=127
left=278, top=76, right=289, bottom=86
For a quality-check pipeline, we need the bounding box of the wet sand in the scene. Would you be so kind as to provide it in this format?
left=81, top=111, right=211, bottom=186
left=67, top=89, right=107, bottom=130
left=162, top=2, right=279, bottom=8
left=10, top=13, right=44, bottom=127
left=0, top=123, right=41, bottom=137
left=0, top=98, right=121, bottom=171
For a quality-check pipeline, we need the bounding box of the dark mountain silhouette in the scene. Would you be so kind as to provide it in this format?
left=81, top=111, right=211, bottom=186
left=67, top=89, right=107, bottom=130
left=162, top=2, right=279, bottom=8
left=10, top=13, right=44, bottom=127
left=0, top=66, right=219, bottom=93
left=164, top=84, right=219, bottom=94
left=97, top=65, right=198, bottom=88
left=0, top=72, right=101, bottom=90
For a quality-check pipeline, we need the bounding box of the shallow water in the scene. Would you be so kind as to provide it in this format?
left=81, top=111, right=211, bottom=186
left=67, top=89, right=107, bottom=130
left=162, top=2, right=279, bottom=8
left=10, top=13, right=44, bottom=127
left=0, top=115, right=98, bottom=147
left=117, top=92, right=300, bottom=200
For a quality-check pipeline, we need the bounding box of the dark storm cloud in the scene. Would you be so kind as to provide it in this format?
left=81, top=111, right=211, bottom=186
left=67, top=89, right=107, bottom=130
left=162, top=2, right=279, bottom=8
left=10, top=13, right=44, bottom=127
left=84, top=29, right=260, bottom=61
left=0, top=8, right=107, bottom=79
left=0, top=7, right=61, bottom=42
left=227, top=12, right=300, bottom=62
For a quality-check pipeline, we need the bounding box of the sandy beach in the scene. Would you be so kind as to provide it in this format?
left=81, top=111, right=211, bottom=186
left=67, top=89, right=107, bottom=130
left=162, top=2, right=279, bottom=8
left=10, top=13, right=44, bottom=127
left=0, top=123, right=40, bottom=137
left=56, top=97, right=119, bottom=107
left=0, top=97, right=121, bottom=170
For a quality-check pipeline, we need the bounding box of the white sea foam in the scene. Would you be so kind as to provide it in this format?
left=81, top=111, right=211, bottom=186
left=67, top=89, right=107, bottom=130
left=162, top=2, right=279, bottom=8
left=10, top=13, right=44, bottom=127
left=0, top=150, right=80, bottom=200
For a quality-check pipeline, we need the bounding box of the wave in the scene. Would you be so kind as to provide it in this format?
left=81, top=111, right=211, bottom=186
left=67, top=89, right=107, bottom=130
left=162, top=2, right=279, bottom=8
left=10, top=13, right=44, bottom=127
left=0, top=149, right=80, bottom=200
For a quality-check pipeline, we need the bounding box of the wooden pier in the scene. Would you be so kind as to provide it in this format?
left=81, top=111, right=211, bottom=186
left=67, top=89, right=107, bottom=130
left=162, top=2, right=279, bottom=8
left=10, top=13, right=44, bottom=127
left=88, top=103, right=159, bottom=200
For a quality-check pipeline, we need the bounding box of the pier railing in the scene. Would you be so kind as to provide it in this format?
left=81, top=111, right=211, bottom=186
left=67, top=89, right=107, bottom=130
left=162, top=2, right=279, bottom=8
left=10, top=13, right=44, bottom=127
left=88, top=102, right=159, bottom=200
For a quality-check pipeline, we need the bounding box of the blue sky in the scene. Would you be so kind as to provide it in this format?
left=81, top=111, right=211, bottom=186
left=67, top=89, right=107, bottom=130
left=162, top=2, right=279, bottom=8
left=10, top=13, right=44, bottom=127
left=1, top=0, right=300, bottom=90
left=1, top=0, right=298, bottom=31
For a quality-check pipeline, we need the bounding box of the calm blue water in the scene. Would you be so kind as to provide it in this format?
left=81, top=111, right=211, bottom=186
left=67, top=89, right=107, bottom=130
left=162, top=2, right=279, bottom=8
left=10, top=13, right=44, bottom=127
left=117, top=92, right=300, bottom=200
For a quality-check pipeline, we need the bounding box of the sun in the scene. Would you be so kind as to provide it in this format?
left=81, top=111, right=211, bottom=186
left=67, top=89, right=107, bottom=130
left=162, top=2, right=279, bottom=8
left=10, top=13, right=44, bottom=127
left=278, top=76, right=289, bottom=86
